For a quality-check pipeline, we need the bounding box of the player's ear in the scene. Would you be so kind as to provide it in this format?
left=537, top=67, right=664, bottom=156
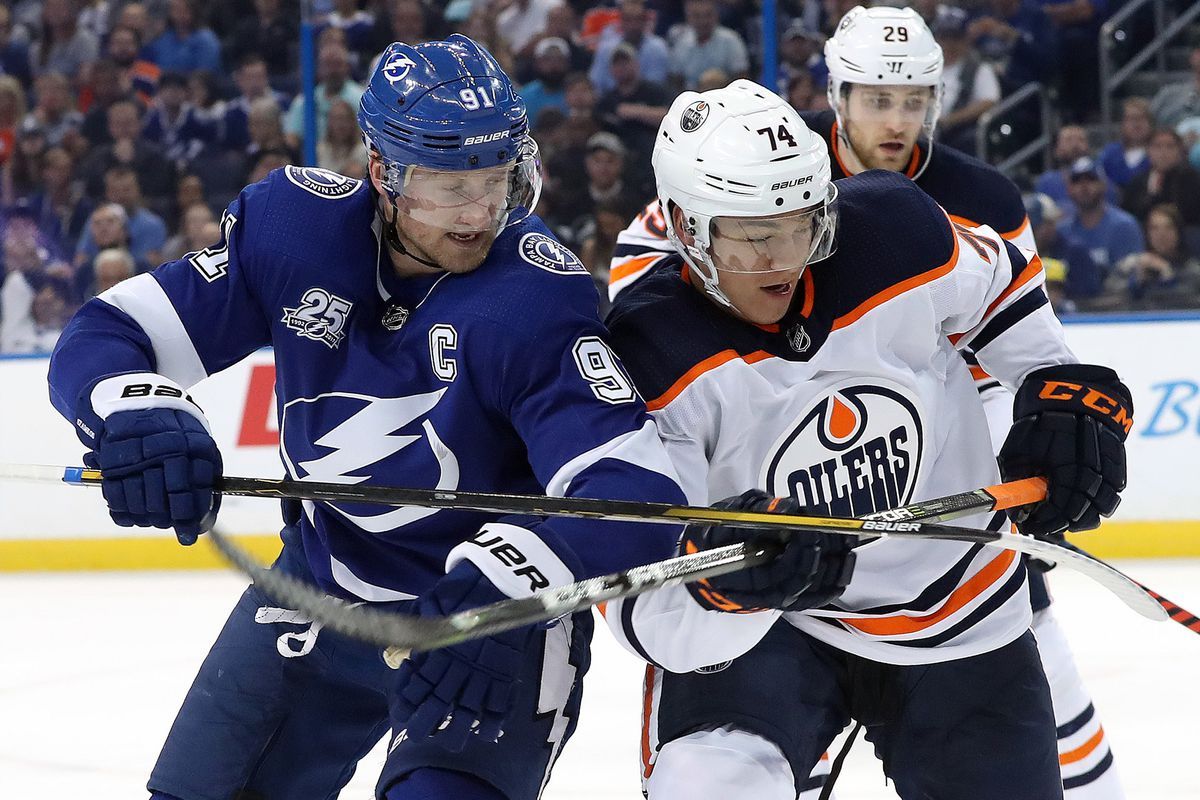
left=366, top=154, right=388, bottom=196
left=671, top=203, right=696, bottom=248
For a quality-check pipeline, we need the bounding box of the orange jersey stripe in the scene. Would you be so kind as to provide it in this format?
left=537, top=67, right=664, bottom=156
left=799, top=269, right=815, bottom=318
left=610, top=254, right=663, bottom=284
left=832, top=227, right=960, bottom=331
left=969, top=364, right=990, bottom=381
left=646, top=349, right=774, bottom=411
left=1059, top=726, right=1105, bottom=766
left=982, top=252, right=1044, bottom=321
left=641, top=665, right=656, bottom=779
left=840, top=549, right=1016, bottom=636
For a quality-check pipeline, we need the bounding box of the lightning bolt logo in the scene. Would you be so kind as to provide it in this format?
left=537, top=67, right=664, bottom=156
left=280, top=389, right=460, bottom=533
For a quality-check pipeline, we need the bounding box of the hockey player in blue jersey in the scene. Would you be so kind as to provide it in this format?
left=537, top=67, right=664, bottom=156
left=600, top=80, right=1133, bottom=800
left=44, top=35, right=848, bottom=800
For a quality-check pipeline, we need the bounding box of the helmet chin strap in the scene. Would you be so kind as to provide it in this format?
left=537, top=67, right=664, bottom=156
left=381, top=196, right=446, bottom=272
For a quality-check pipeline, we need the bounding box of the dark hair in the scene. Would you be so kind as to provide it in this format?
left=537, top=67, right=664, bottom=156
left=159, top=71, right=189, bottom=90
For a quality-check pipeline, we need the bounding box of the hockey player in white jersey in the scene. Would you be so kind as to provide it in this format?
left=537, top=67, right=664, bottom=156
left=608, top=8, right=1127, bottom=795
left=601, top=81, right=1134, bottom=800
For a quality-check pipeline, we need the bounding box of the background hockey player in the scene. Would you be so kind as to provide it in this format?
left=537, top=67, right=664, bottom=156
left=43, top=34, right=762, bottom=800
left=607, top=7, right=1125, bottom=796
left=601, top=80, right=1133, bottom=800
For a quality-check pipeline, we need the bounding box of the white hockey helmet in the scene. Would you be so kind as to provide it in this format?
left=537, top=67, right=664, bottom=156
left=652, top=79, right=838, bottom=309
left=825, top=6, right=944, bottom=137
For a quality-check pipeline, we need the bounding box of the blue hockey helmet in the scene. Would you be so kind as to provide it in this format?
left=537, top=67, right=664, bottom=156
left=358, top=35, right=540, bottom=233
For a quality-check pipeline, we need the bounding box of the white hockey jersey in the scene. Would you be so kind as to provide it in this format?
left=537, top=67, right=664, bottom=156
left=601, top=170, right=1074, bottom=670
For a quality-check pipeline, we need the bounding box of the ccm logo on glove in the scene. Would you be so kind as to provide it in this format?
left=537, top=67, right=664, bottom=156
left=1037, top=380, right=1133, bottom=434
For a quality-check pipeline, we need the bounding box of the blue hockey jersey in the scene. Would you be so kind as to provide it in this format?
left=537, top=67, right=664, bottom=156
left=49, top=166, right=685, bottom=601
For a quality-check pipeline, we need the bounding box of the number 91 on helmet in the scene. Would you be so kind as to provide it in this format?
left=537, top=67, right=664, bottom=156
left=357, top=35, right=541, bottom=243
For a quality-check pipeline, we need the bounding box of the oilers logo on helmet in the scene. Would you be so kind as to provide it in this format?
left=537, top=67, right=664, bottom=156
left=761, top=380, right=924, bottom=517
left=285, top=166, right=361, bottom=199
left=680, top=101, right=709, bottom=132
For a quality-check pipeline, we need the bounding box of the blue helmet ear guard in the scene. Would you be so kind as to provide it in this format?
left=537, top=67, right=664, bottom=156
left=358, top=34, right=541, bottom=231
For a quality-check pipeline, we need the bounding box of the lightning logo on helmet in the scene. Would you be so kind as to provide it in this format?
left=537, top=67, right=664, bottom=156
left=383, top=53, right=417, bottom=85
left=761, top=381, right=924, bottom=517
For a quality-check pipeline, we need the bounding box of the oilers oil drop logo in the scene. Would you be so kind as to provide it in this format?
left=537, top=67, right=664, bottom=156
left=761, top=382, right=924, bottom=517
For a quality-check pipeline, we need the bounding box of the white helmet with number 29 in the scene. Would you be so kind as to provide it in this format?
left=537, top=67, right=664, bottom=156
left=652, top=79, right=838, bottom=310
left=825, top=6, right=944, bottom=138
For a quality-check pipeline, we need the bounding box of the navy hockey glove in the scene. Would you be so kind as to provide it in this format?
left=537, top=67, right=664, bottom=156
left=392, top=560, right=536, bottom=753
left=681, top=490, right=856, bottom=613
left=90, top=408, right=222, bottom=545
left=999, top=363, right=1133, bottom=539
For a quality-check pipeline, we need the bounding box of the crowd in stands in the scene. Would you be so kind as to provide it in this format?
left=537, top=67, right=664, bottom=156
left=1, top=0, right=1199, bottom=355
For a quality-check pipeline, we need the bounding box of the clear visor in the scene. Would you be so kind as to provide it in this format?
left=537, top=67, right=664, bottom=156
left=386, top=141, right=540, bottom=234
left=845, top=85, right=939, bottom=130
left=708, top=197, right=838, bottom=274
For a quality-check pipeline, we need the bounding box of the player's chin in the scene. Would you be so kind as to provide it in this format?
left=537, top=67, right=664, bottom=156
left=437, top=231, right=495, bottom=272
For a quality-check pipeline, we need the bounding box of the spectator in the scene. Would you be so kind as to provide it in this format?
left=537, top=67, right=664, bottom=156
left=284, top=42, right=364, bottom=153
left=76, top=168, right=167, bottom=271
left=221, top=55, right=289, bottom=152
left=323, top=0, right=377, bottom=64
left=1088, top=204, right=1200, bottom=310
left=113, top=2, right=154, bottom=45
left=1122, top=128, right=1200, bottom=229
left=29, top=0, right=101, bottom=79
left=1, top=219, right=73, bottom=354
left=1098, top=97, right=1153, bottom=190
left=578, top=196, right=637, bottom=317
left=594, top=42, right=670, bottom=186
left=520, top=38, right=573, bottom=129
left=0, top=76, right=27, bottom=169
left=1, top=268, right=74, bottom=353
left=776, top=19, right=827, bottom=98
left=145, top=0, right=223, bottom=74
left=93, top=246, right=136, bottom=294
left=23, top=146, right=93, bottom=258
left=79, top=59, right=133, bottom=148
left=1150, top=42, right=1200, bottom=130
left=226, top=0, right=299, bottom=84
left=1041, top=0, right=1106, bottom=121
left=24, top=73, right=84, bottom=149
left=1034, top=124, right=1115, bottom=215
left=456, top=6, right=517, bottom=78
left=934, top=5, right=1001, bottom=154
left=369, top=0, right=433, bottom=62
left=162, top=202, right=215, bottom=262
left=105, top=25, right=160, bottom=105
left=1025, top=191, right=1099, bottom=302
left=590, top=0, right=671, bottom=96
left=316, top=98, right=367, bottom=178
left=142, top=71, right=218, bottom=169
left=77, top=99, right=177, bottom=214
left=245, top=96, right=297, bottom=173
left=562, top=71, right=600, bottom=146
left=1060, top=156, right=1146, bottom=294
left=173, top=172, right=208, bottom=219
left=0, top=5, right=34, bottom=92
left=247, top=146, right=292, bottom=184
left=77, top=0, right=112, bottom=41
left=4, top=118, right=49, bottom=203
left=496, top=0, right=565, bottom=61
left=188, top=70, right=225, bottom=125
left=669, top=0, right=750, bottom=90
left=786, top=71, right=825, bottom=111
left=968, top=0, right=1057, bottom=94
left=534, top=4, right=590, bottom=77
left=555, top=131, right=638, bottom=236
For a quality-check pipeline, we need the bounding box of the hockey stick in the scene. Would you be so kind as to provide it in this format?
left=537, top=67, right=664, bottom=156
left=1, top=465, right=1170, bottom=654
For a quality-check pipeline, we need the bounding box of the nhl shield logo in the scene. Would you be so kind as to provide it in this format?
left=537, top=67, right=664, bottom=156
left=762, top=380, right=925, bottom=518
left=680, top=101, right=710, bottom=132
left=786, top=323, right=810, bottom=353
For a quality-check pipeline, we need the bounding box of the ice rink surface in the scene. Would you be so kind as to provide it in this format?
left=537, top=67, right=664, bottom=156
left=3, top=559, right=1198, bottom=799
